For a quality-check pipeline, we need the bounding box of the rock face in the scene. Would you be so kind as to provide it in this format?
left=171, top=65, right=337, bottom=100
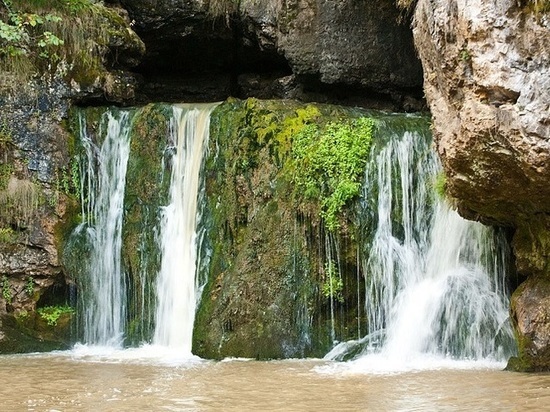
left=0, top=2, right=144, bottom=351
left=120, top=0, right=424, bottom=108
left=193, top=99, right=366, bottom=358
left=413, top=0, right=550, bottom=370
left=508, top=276, right=550, bottom=371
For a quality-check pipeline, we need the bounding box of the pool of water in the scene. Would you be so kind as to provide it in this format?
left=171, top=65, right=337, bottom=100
left=0, top=349, right=548, bottom=411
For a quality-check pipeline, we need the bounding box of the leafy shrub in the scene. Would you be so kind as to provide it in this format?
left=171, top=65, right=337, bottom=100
left=321, top=261, right=344, bottom=303
left=37, top=305, right=74, bottom=326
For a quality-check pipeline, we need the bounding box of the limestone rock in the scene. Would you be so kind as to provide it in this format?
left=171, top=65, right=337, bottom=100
left=508, top=276, right=550, bottom=371
left=413, top=0, right=550, bottom=225
left=413, top=0, right=550, bottom=370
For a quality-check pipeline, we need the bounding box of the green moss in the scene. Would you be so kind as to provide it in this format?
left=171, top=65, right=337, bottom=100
left=122, top=104, right=172, bottom=344
left=291, top=117, right=374, bottom=231
left=0, top=226, right=17, bottom=243
left=194, top=98, right=371, bottom=359
left=433, top=171, right=447, bottom=198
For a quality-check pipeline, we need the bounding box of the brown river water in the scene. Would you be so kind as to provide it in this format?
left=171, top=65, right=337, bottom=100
left=0, top=349, right=549, bottom=411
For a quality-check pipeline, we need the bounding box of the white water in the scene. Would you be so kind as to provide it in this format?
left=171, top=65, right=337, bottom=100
left=78, top=111, right=132, bottom=347
left=153, top=104, right=216, bottom=352
left=73, top=108, right=513, bottom=370
left=326, top=127, right=514, bottom=370
left=75, top=104, right=215, bottom=352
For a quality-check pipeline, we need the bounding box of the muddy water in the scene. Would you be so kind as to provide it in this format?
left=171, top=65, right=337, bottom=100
left=0, top=353, right=548, bottom=411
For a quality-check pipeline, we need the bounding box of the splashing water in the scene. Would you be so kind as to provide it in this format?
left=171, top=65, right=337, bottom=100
left=325, top=120, right=514, bottom=370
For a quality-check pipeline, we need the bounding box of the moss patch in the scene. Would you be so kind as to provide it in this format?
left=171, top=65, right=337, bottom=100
left=122, top=104, right=172, bottom=344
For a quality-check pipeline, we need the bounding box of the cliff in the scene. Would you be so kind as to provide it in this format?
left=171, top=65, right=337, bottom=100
left=0, top=0, right=144, bottom=350
left=118, top=0, right=424, bottom=109
left=413, top=0, right=550, bottom=370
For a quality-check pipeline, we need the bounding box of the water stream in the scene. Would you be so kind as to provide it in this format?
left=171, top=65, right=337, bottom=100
left=325, top=118, right=514, bottom=368
left=153, top=104, right=215, bottom=352
left=76, top=110, right=133, bottom=347
left=68, top=106, right=514, bottom=372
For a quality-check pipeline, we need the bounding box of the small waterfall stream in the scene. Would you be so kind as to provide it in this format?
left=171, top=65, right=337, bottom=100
left=325, top=118, right=514, bottom=367
left=153, top=105, right=215, bottom=352
left=72, top=104, right=215, bottom=352
left=77, top=110, right=133, bottom=347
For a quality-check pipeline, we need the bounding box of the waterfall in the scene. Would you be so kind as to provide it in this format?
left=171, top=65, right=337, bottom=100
left=325, top=118, right=514, bottom=366
left=153, top=104, right=215, bottom=352
left=71, top=104, right=215, bottom=353
left=77, top=110, right=133, bottom=347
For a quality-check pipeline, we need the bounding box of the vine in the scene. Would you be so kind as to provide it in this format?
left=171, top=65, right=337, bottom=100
left=1, top=275, right=12, bottom=303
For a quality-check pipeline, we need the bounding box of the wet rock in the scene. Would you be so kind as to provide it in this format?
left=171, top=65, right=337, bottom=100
left=413, top=0, right=550, bottom=369
left=508, top=276, right=550, bottom=372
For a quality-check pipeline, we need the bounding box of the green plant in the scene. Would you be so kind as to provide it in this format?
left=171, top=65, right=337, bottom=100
left=292, top=116, right=374, bottom=231
left=60, top=166, right=70, bottom=194
left=321, top=261, right=344, bottom=303
left=0, top=120, right=13, bottom=149
left=1, top=275, right=12, bottom=303
left=70, top=157, right=80, bottom=198
left=0, top=227, right=16, bottom=243
left=25, top=276, right=33, bottom=295
left=459, top=48, right=471, bottom=62
left=0, top=3, right=64, bottom=58
left=37, top=304, right=74, bottom=326
left=0, top=162, right=13, bottom=191
left=0, top=0, right=126, bottom=84
left=433, top=171, right=447, bottom=198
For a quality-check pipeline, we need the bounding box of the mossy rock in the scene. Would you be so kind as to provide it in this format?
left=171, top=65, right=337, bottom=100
left=122, top=103, right=173, bottom=344
left=506, top=275, right=550, bottom=371
left=0, top=313, right=70, bottom=354
left=193, top=98, right=371, bottom=359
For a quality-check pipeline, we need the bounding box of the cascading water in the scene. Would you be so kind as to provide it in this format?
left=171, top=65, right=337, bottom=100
left=70, top=104, right=215, bottom=354
left=153, top=104, right=215, bottom=352
left=325, top=117, right=515, bottom=367
left=76, top=110, right=133, bottom=347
